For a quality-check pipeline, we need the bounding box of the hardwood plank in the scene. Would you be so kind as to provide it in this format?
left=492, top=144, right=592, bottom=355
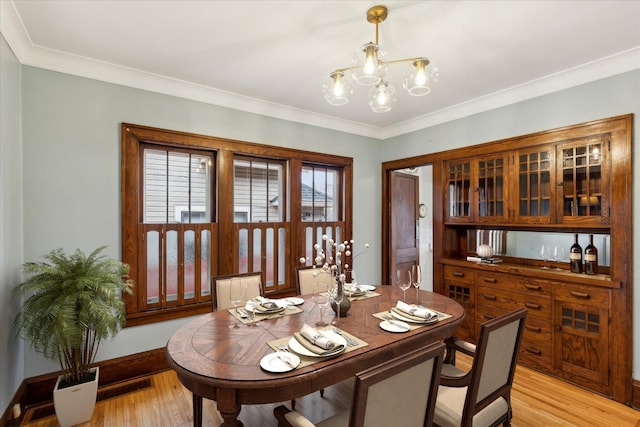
left=22, top=354, right=640, bottom=426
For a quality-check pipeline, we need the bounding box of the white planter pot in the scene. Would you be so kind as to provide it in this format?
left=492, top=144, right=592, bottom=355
left=53, top=367, right=99, bottom=427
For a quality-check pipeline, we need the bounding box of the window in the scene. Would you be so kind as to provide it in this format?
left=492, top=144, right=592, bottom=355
left=139, top=144, right=214, bottom=312
left=121, top=124, right=352, bottom=326
left=233, top=157, right=287, bottom=292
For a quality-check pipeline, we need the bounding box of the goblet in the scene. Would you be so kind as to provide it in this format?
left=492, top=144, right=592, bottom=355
left=328, top=284, right=344, bottom=326
left=411, top=264, right=422, bottom=304
left=229, top=277, right=244, bottom=328
left=396, top=269, right=412, bottom=303
left=540, top=244, right=551, bottom=269
left=313, top=281, right=329, bottom=327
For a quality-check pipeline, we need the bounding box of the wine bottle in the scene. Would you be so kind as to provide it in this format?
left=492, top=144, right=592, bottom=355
left=569, top=234, right=582, bottom=273
left=584, top=235, right=598, bottom=275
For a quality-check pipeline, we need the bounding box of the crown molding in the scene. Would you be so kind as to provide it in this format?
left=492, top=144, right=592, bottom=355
left=380, top=47, right=640, bottom=140
left=2, top=1, right=638, bottom=140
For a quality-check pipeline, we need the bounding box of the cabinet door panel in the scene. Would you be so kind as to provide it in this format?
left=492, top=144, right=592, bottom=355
left=554, top=301, right=609, bottom=394
left=444, top=159, right=474, bottom=223
left=476, top=154, right=508, bottom=223
left=556, top=136, right=610, bottom=226
left=511, top=147, right=555, bottom=224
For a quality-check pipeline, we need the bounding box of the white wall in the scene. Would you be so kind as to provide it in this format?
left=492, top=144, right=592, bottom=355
left=381, top=70, right=640, bottom=380
left=19, top=66, right=382, bottom=377
left=0, top=35, right=24, bottom=413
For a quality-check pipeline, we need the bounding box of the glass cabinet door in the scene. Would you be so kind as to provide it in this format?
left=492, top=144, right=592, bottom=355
left=444, top=159, right=474, bottom=223
left=557, top=136, right=610, bottom=225
left=476, top=155, right=508, bottom=223
left=512, top=147, right=555, bottom=224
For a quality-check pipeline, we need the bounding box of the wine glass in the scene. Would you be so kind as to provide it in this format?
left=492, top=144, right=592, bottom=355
left=540, top=245, right=551, bottom=269
left=313, top=280, right=329, bottom=327
left=553, top=246, right=565, bottom=270
left=396, top=269, right=412, bottom=303
left=244, top=279, right=260, bottom=327
left=329, top=284, right=344, bottom=326
left=229, top=277, right=244, bottom=328
left=411, top=264, right=422, bottom=304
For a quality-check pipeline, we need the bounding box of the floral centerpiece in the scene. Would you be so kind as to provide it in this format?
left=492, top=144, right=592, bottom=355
left=300, top=235, right=369, bottom=316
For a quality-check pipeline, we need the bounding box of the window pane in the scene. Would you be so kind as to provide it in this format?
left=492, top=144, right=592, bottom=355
left=278, top=227, right=286, bottom=285
left=144, top=149, right=212, bottom=224
left=253, top=228, right=263, bottom=274
left=146, top=230, right=160, bottom=303
left=144, top=150, right=168, bottom=223
left=234, top=158, right=284, bottom=223
left=189, top=155, right=211, bottom=224
left=166, top=230, right=178, bottom=302
left=184, top=230, right=195, bottom=299
left=301, top=166, right=339, bottom=221
left=201, top=230, right=211, bottom=296
left=238, top=228, right=248, bottom=273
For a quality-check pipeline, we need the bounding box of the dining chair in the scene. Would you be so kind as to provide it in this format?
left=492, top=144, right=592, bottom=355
left=296, top=266, right=333, bottom=296
left=433, top=308, right=527, bottom=427
left=273, top=341, right=445, bottom=427
left=212, top=272, right=264, bottom=311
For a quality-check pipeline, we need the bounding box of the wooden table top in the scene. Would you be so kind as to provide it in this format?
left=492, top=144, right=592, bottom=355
left=166, top=286, right=464, bottom=426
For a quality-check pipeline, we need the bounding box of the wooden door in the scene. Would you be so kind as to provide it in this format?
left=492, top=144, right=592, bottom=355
left=390, top=172, right=419, bottom=285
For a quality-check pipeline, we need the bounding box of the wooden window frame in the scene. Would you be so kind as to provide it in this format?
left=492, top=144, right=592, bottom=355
left=121, top=123, right=353, bottom=326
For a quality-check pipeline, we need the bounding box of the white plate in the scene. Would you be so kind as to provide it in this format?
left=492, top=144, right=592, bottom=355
left=246, top=299, right=287, bottom=313
left=287, top=332, right=347, bottom=358
left=379, top=320, right=410, bottom=333
left=260, top=352, right=300, bottom=372
left=283, top=297, right=304, bottom=306
left=391, top=310, right=439, bottom=324
left=345, top=284, right=376, bottom=292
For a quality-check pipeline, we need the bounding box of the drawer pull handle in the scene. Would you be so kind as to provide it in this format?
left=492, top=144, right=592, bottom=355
left=483, top=294, right=497, bottom=301
left=525, top=302, right=541, bottom=310
left=570, top=291, right=590, bottom=299
left=525, top=346, right=542, bottom=355
left=481, top=277, right=497, bottom=283
left=452, top=272, right=465, bottom=277
left=525, top=325, right=542, bottom=333
left=484, top=314, right=496, bottom=320
left=525, top=284, right=542, bottom=291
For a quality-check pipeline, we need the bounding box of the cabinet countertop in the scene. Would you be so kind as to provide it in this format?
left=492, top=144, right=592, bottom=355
left=439, top=257, right=620, bottom=289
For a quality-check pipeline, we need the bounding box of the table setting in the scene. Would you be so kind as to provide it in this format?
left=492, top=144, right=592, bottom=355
left=373, top=300, right=452, bottom=333
left=229, top=296, right=304, bottom=325
left=264, top=323, right=368, bottom=372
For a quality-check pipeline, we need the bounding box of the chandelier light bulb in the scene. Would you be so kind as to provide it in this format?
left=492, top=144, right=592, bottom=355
left=322, top=71, right=353, bottom=106
left=403, top=58, right=437, bottom=97
left=351, top=42, right=385, bottom=86
left=368, top=81, right=397, bottom=113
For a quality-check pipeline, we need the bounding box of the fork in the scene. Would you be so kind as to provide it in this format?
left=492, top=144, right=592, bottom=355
left=333, top=328, right=359, bottom=346
left=276, top=344, right=290, bottom=352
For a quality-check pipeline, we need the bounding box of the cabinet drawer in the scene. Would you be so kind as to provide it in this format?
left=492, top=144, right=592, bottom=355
left=477, top=286, right=551, bottom=320
left=444, top=266, right=476, bottom=282
left=554, top=283, right=610, bottom=306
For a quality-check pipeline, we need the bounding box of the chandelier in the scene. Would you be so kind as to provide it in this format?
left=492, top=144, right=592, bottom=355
left=322, top=5, right=438, bottom=113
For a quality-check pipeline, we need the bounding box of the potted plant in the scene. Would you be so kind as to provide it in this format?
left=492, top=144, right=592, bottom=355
left=13, top=246, right=133, bottom=426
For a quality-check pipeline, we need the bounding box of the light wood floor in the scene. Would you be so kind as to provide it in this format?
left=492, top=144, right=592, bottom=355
left=23, top=354, right=640, bottom=427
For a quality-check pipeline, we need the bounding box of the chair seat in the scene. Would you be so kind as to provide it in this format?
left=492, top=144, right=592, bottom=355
left=434, top=386, right=508, bottom=427
left=283, top=408, right=350, bottom=427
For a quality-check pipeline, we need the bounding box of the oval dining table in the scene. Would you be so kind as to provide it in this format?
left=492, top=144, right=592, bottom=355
left=165, top=286, right=465, bottom=426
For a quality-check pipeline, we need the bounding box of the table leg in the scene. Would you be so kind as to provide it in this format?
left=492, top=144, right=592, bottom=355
left=192, top=394, right=203, bottom=427
left=217, top=388, right=243, bottom=426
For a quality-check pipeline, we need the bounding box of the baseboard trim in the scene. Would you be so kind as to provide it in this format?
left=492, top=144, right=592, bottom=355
left=632, top=379, right=640, bottom=409
left=1, top=347, right=168, bottom=426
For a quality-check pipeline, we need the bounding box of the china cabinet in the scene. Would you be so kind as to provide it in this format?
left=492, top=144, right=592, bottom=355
left=430, top=115, right=632, bottom=404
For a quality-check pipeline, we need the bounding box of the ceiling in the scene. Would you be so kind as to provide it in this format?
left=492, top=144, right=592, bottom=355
left=2, top=1, right=639, bottom=139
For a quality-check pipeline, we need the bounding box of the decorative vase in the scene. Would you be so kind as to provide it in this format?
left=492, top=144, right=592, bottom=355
left=330, top=278, right=351, bottom=316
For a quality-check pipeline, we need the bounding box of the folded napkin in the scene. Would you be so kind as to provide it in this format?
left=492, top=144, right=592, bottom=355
left=391, top=301, right=438, bottom=322
left=344, top=285, right=366, bottom=297
left=293, top=324, right=345, bottom=355
left=249, top=296, right=281, bottom=313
